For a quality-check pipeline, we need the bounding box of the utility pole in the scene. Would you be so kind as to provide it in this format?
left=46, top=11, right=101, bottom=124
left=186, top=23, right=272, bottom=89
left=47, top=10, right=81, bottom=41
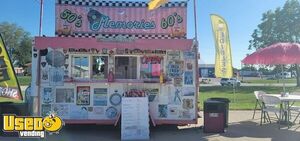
left=193, top=0, right=198, bottom=39
left=32, top=0, right=44, bottom=116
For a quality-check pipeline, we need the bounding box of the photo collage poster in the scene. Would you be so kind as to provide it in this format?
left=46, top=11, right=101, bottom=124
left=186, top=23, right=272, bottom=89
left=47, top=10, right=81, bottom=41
left=76, top=86, right=90, bottom=105
left=42, top=87, right=54, bottom=104
left=155, top=50, right=196, bottom=120
left=49, top=68, right=64, bottom=86
left=56, top=88, right=75, bottom=103
left=41, top=87, right=53, bottom=117
left=41, top=104, right=51, bottom=117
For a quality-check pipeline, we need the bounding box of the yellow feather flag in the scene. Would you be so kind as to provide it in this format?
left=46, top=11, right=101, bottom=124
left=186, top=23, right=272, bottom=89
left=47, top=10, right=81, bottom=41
left=0, top=34, right=23, bottom=101
left=210, top=14, right=233, bottom=78
left=148, top=0, right=168, bottom=10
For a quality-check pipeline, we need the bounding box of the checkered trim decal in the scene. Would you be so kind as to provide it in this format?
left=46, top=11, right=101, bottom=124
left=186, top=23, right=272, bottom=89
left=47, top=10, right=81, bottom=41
left=56, top=0, right=187, bottom=7
left=56, top=32, right=186, bottom=39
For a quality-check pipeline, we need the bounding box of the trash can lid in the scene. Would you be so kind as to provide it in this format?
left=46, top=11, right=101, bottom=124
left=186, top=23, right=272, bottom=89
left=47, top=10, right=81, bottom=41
left=207, top=98, right=230, bottom=103
left=204, top=99, right=225, bottom=103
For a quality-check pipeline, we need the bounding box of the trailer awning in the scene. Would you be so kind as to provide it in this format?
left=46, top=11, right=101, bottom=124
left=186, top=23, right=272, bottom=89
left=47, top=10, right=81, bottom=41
left=35, top=37, right=193, bottom=50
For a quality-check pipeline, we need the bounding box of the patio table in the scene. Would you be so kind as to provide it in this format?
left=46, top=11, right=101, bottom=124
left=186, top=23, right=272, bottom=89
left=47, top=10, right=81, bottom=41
left=269, top=94, right=300, bottom=127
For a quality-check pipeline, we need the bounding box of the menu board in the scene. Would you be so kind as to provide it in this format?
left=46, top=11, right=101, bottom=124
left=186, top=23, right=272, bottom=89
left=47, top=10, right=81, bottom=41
left=121, top=97, right=149, bottom=140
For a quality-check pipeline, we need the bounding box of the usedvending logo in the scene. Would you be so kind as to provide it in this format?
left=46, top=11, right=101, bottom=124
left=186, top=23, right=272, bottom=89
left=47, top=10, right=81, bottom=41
left=2, top=113, right=64, bottom=138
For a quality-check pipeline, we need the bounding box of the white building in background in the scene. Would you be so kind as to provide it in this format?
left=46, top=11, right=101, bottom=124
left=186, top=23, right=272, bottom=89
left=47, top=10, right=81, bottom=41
left=199, top=64, right=215, bottom=78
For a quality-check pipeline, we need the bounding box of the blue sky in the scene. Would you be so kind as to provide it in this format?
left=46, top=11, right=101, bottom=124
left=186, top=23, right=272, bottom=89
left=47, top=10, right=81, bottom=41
left=0, top=0, right=287, bottom=68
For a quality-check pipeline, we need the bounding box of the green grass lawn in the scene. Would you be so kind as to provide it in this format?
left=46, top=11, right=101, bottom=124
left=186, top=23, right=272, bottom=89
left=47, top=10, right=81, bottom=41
left=17, top=76, right=31, bottom=86
left=243, top=78, right=296, bottom=84
left=199, top=86, right=300, bottom=110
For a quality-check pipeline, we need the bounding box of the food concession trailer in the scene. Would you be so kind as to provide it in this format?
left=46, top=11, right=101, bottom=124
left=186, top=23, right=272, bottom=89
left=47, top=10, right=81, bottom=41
left=31, top=0, right=199, bottom=125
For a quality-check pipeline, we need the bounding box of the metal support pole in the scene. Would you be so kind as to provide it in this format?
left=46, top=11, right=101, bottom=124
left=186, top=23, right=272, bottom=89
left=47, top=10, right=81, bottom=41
left=281, top=65, right=286, bottom=93
left=32, top=0, right=44, bottom=116
left=39, top=0, right=43, bottom=36
left=193, top=0, right=198, bottom=39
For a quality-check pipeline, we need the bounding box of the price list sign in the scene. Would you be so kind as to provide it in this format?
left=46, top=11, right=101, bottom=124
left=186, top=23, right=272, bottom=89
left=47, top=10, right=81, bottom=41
left=121, top=97, right=149, bottom=140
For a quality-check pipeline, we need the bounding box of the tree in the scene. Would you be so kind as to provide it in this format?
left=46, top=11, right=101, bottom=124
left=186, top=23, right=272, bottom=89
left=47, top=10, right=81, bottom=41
left=15, top=36, right=32, bottom=66
left=241, top=65, right=257, bottom=71
left=248, top=0, right=300, bottom=86
left=258, top=67, right=271, bottom=75
left=0, top=22, right=32, bottom=67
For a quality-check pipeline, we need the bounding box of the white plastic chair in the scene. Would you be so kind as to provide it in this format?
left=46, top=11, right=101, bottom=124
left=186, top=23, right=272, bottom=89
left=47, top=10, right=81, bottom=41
left=252, top=91, right=266, bottom=119
left=286, top=92, right=300, bottom=124
left=261, top=95, right=282, bottom=128
left=290, top=106, right=300, bottom=124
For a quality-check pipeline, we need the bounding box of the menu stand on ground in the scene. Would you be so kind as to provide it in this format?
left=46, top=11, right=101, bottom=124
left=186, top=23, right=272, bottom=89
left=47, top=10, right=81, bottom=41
left=121, top=97, right=149, bottom=140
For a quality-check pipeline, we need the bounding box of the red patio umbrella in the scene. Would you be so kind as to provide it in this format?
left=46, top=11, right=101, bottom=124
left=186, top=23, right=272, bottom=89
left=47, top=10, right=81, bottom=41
left=242, top=43, right=300, bottom=65
left=242, top=42, right=300, bottom=92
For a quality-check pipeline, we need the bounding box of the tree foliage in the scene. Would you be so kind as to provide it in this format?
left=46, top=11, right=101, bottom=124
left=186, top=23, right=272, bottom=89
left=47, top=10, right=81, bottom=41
left=249, top=0, right=300, bottom=50
left=248, top=0, right=300, bottom=86
left=241, top=65, right=257, bottom=71
left=0, top=22, right=32, bottom=67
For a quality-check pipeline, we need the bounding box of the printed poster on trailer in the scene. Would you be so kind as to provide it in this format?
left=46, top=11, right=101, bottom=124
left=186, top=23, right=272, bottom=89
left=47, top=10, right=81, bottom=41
left=49, top=68, right=64, bottom=86
left=184, top=71, right=193, bottom=85
left=93, top=88, right=108, bottom=106
left=76, top=86, right=90, bottom=105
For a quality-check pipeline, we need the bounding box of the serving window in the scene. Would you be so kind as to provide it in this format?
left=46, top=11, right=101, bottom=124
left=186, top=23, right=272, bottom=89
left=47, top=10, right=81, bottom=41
left=70, top=55, right=108, bottom=80
left=69, top=54, right=164, bottom=81
left=71, top=56, right=89, bottom=79
left=115, top=56, right=137, bottom=79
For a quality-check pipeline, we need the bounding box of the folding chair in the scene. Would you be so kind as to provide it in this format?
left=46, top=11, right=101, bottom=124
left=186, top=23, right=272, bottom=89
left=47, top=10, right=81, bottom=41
left=290, top=106, right=300, bottom=124
left=261, top=95, right=282, bottom=128
left=289, top=92, right=300, bottom=124
left=252, top=91, right=266, bottom=119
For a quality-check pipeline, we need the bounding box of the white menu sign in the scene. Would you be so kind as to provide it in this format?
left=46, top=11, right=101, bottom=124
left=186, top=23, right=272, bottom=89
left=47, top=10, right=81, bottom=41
left=121, top=97, right=149, bottom=140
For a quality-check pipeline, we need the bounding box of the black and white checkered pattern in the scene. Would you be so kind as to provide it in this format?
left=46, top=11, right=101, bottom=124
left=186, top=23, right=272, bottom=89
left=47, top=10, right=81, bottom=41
left=56, top=0, right=187, bottom=7
left=56, top=32, right=186, bottom=39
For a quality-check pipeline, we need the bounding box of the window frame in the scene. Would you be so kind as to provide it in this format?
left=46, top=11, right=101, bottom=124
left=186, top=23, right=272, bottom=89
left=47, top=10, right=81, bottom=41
left=70, top=54, right=90, bottom=80
left=114, top=55, right=139, bottom=80
left=90, top=55, right=109, bottom=80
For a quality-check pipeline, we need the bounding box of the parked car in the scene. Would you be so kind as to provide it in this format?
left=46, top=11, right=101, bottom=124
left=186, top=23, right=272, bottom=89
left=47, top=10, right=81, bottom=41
left=266, top=76, right=276, bottom=80
left=276, top=72, right=292, bottom=78
left=220, top=78, right=241, bottom=86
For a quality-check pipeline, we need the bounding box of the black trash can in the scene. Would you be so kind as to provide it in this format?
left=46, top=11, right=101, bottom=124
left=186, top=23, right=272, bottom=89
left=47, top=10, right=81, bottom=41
left=203, top=100, right=226, bottom=133
left=1, top=99, right=32, bottom=137
left=207, top=98, right=230, bottom=127
left=0, top=102, right=21, bottom=137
